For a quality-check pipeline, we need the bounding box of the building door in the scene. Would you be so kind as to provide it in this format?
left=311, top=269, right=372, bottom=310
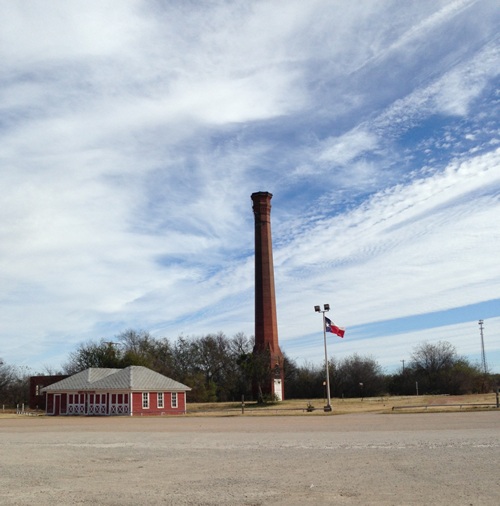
left=273, top=379, right=282, bottom=401
left=88, top=393, right=106, bottom=415
left=54, top=394, right=61, bottom=416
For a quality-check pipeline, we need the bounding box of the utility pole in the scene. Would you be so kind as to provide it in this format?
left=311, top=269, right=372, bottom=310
left=478, top=320, right=488, bottom=374
left=401, top=359, right=405, bottom=374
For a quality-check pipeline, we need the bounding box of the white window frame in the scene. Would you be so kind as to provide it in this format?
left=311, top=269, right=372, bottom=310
left=157, top=392, right=164, bottom=409
left=142, top=392, right=149, bottom=409
left=171, top=392, right=178, bottom=408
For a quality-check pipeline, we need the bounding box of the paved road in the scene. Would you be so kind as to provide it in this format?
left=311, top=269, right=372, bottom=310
left=1, top=411, right=499, bottom=505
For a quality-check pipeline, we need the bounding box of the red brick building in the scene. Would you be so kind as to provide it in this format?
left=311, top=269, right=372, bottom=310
left=42, top=366, right=191, bottom=416
left=30, top=375, right=69, bottom=410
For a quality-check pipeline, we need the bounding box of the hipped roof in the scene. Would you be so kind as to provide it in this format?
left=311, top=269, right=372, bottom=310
left=42, top=366, right=191, bottom=392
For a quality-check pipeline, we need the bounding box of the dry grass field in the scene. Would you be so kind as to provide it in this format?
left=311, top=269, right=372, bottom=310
left=185, top=392, right=499, bottom=416
left=1, top=392, right=498, bottom=419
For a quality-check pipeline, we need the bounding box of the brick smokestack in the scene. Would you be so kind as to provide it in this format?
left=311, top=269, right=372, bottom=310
left=251, top=191, right=284, bottom=400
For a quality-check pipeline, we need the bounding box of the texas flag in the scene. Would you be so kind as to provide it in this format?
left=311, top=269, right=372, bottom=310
left=325, top=317, right=345, bottom=338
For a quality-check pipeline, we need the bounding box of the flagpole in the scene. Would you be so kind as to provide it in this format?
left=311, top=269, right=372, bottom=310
left=315, top=304, right=332, bottom=412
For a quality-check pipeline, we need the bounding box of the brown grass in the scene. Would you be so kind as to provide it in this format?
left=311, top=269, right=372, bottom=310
left=185, top=392, right=499, bottom=416
left=2, top=393, right=497, bottom=419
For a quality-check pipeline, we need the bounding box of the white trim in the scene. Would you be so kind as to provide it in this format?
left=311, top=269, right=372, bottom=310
left=87, top=393, right=107, bottom=415
left=108, top=392, right=129, bottom=416
left=157, top=392, right=164, bottom=409
left=67, top=392, right=86, bottom=415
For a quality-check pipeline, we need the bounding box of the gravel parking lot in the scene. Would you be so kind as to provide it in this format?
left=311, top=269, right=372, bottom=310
left=1, top=411, right=499, bottom=505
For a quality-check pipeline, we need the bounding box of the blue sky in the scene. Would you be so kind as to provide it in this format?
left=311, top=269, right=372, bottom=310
left=1, top=0, right=499, bottom=374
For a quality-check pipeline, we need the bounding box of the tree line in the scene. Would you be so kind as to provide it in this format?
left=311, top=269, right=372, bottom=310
left=1, top=330, right=497, bottom=406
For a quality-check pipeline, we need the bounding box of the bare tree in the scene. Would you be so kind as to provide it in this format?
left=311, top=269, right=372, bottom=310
left=0, top=361, right=32, bottom=406
left=410, top=341, right=460, bottom=394
left=411, top=341, right=456, bottom=375
left=333, top=354, right=384, bottom=398
left=0, top=359, right=15, bottom=393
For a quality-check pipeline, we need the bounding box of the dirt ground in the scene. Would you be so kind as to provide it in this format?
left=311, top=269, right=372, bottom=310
left=1, top=411, right=499, bottom=505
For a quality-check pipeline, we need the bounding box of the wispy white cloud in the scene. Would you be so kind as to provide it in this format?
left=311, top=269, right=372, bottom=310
left=276, top=147, right=500, bottom=313
left=287, top=316, right=500, bottom=375
left=0, top=1, right=499, bottom=373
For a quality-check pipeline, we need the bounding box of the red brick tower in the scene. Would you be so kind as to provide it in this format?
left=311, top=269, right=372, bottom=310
left=251, top=191, right=284, bottom=401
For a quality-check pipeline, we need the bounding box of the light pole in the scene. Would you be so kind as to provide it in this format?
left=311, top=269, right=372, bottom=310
left=315, top=304, right=332, bottom=412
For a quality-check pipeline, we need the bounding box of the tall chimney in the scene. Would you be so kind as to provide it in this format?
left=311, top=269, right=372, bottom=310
left=251, top=191, right=284, bottom=400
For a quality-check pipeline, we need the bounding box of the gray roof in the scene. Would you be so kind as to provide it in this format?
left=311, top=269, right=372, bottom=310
left=42, top=366, right=191, bottom=392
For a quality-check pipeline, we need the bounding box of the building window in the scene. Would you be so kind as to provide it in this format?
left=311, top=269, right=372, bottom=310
left=157, top=392, right=164, bottom=408
left=171, top=392, right=178, bottom=408
left=142, top=392, right=149, bottom=409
